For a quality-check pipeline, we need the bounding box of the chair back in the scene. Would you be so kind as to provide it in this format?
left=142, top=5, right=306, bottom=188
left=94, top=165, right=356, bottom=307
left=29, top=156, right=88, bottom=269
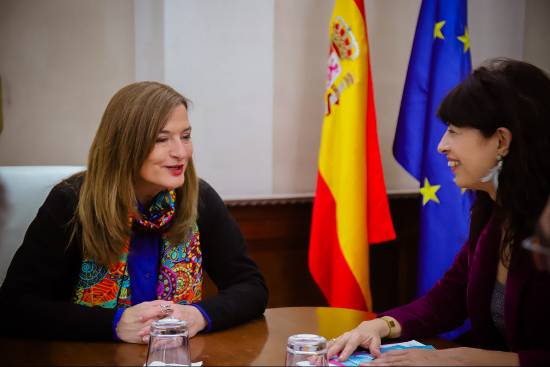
left=0, top=166, right=84, bottom=284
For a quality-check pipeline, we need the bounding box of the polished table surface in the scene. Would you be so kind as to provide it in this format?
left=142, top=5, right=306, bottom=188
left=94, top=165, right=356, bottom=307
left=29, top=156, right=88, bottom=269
left=0, top=307, right=458, bottom=366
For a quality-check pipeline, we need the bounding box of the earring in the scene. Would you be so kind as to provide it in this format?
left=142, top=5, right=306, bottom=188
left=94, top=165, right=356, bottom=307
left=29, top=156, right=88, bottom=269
left=481, top=154, right=503, bottom=190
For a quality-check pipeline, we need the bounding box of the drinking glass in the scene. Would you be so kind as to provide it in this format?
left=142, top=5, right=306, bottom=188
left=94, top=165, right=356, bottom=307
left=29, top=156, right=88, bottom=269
left=285, top=334, right=328, bottom=366
left=145, top=318, right=190, bottom=366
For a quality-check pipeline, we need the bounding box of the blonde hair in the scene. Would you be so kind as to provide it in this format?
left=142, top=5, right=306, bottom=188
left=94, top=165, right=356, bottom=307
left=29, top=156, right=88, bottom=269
left=76, top=81, right=198, bottom=266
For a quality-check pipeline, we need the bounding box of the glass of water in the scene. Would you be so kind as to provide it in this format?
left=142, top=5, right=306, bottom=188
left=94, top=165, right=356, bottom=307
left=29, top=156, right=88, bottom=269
left=145, top=317, right=190, bottom=366
left=286, top=334, right=328, bottom=366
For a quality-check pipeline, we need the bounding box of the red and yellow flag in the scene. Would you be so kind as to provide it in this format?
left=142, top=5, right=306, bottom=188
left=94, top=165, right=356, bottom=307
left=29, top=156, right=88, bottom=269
left=309, top=0, right=395, bottom=311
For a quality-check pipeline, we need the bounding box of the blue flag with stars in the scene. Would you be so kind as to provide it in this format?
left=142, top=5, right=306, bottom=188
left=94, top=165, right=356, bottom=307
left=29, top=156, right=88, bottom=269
left=393, top=0, right=474, bottom=297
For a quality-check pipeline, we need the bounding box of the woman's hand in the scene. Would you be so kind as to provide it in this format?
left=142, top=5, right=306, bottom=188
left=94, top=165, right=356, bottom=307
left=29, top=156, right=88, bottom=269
left=138, top=303, right=207, bottom=343
left=116, top=300, right=170, bottom=343
left=367, top=347, right=519, bottom=366
left=327, top=318, right=393, bottom=361
left=169, top=304, right=207, bottom=337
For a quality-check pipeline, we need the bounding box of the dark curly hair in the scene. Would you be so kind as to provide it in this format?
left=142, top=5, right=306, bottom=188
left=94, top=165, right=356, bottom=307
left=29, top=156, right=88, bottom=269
left=437, top=58, right=550, bottom=265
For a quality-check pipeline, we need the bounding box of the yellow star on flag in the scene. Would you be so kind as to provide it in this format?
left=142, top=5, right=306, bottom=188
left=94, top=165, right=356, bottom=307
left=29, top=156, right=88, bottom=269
left=434, top=20, right=445, bottom=39
left=457, top=28, right=470, bottom=52
left=461, top=188, right=467, bottom=194
left=420, top=177, right=441, bottom=206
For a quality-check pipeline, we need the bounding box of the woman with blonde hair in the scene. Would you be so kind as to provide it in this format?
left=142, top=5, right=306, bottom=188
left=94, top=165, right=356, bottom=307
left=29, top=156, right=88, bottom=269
left=0, top=82, right=268, bottom=342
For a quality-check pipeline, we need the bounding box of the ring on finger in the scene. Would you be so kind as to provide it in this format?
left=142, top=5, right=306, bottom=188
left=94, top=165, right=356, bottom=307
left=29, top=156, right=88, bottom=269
left=160, top=303, right=173, bottom=316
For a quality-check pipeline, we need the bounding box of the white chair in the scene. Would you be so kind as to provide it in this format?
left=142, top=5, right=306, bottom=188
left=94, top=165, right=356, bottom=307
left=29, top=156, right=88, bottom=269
left=0, top=166, right=85, bottom=284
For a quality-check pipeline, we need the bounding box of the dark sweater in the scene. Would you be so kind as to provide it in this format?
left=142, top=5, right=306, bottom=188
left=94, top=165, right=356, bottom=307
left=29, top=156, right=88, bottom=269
left=0, top=175, right=268, bottom=340
left=381, top=215, right=550, bottom=366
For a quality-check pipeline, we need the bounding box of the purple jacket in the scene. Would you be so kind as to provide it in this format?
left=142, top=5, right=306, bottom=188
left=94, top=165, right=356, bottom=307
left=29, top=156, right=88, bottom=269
left=382, top=215, right=550, bottom=366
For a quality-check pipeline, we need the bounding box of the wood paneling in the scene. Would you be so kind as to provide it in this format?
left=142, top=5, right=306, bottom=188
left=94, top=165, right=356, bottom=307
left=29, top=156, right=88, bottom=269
left=205, top=195, right=421, bottom=312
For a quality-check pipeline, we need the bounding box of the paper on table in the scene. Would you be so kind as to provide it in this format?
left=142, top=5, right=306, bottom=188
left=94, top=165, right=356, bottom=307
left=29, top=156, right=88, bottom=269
left=329, top=340, right=434, bottom=366
left=144, top=361, right=203, bottom=366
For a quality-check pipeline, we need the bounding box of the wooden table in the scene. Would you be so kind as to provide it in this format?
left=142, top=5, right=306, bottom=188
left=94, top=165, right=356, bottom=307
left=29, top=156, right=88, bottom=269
left=0, top=307, right=457, bottom=366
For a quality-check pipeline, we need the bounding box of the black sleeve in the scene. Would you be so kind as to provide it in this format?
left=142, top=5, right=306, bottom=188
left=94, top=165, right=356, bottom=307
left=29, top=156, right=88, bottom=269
left=195, top=180, right=268, bottom=331
left=0, top=181, right=116, bottom=341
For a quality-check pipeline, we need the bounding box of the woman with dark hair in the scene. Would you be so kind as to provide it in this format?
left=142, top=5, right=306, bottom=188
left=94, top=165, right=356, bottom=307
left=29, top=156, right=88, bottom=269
left=0, top=82, right=267, bottom=343
left=328, top=58, right=550, bottom=365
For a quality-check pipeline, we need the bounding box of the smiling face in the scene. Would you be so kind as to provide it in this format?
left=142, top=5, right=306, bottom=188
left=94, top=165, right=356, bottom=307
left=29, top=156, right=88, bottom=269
left=437, top=124, right=504, bottom=196
left=135, top=104, right=193, bottom=205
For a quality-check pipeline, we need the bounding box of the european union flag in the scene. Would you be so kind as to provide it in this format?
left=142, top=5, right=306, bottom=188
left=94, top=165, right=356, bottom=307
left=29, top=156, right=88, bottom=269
left=393, top=0, right=474, bottom=298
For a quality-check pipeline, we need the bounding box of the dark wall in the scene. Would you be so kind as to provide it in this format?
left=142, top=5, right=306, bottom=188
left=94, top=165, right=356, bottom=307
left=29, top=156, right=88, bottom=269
left=370, top=194, right=421, bottom=311
left=203, top=194, right=421, bottom=313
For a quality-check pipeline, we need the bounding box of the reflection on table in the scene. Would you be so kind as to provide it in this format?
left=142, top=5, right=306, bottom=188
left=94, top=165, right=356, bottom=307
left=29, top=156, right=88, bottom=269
left=0, top=307, right=458, bottom=366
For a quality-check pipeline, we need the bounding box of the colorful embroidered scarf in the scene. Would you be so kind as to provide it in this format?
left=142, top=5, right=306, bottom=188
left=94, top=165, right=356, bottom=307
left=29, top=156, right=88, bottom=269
left=73, top=190, right=202, bottom=308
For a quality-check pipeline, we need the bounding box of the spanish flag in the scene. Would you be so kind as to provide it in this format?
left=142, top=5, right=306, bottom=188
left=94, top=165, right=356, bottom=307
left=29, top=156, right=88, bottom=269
left=309, top=0, right=395, bottom=311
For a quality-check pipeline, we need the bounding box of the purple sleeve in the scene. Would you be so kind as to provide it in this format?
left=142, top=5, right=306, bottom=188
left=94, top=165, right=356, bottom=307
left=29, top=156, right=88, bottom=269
left=380, top=241, right=470, bottom=339
left=112, top=308, right=125, bottom=341
left=190, top=304, right=212, bottom=333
